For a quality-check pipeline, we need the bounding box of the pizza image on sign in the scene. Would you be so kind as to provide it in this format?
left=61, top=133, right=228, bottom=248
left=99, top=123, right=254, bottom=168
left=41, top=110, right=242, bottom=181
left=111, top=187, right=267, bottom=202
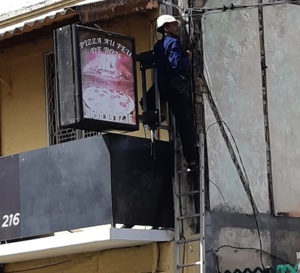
left=78, top=27, right=138, bottom=128
left=83, top=87, right=135, bottom=123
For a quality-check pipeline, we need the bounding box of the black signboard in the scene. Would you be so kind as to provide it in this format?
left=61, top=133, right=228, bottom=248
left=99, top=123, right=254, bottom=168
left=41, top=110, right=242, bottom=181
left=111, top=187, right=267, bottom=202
left=0, top=155, right=20, bottom=241
left=0, top=135, right=173, bottom=242
left=55, top=24, right=139, bottom=131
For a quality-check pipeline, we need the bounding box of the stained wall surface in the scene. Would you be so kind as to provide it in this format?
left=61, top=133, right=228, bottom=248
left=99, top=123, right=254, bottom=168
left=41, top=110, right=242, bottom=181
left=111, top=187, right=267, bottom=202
left=203, top=1, right=300, bottom=216
left=203, top=0, right=269, bottom=214
left=202, top=1, right=300, bottom=271
left=263, top=4, right=300, bottom=216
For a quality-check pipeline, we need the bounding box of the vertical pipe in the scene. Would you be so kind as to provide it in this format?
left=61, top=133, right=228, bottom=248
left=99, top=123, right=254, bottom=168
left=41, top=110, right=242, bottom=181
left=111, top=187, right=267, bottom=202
left=257, top=1, right=275, bottom=215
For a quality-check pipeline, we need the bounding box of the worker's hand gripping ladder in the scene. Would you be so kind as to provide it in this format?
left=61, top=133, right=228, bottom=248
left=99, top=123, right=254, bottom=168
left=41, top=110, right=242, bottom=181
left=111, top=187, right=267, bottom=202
left=173, top=130, right=206, bottom=273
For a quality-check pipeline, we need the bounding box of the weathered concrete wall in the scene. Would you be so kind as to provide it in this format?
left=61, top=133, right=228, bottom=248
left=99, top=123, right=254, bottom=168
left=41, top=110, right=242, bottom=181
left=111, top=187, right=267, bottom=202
left=206, top=212, right=300, bottom=272
left=202, top=0, right=269, bottom=214
left=263, top=4, right=300, bottom=216
left=214, top=227, right=271, bottom=270
left=202, top=1, right=300, bottom=271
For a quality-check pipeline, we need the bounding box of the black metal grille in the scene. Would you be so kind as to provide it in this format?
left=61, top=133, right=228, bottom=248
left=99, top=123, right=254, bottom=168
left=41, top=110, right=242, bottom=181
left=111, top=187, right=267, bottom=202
left=83, top=130, right=101, bottom=138
left=44, top=52, right=100, bottom=145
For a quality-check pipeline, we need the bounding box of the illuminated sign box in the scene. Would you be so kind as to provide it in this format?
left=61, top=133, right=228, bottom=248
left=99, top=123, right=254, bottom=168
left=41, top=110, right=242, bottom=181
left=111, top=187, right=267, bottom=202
left=54, top=24, right=139, bottom=131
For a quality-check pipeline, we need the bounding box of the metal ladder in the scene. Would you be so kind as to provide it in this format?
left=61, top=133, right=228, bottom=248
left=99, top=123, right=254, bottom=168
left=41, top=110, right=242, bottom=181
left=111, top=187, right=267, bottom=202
left=137, top=49, right=206, bottom=272
left=173, top=131, right=206, bottom=273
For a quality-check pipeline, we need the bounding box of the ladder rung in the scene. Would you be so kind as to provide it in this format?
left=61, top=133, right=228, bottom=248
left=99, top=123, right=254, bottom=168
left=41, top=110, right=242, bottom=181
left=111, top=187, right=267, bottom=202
left=178, top=237, right=201, bottom=244
left=177, top=213, right=201, bottom=220
left=177, top=190, right=200, bottom=197
left=177, top=261, right=201, bottom=268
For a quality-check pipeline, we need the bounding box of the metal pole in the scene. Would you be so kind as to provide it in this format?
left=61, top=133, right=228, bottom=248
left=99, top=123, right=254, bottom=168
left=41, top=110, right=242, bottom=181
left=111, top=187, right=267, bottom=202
left=172, top=118, right=181, bottom=273
left=199, top=132, right=206, bottom=273
left=154, top=68, right=161, bottom=126
left=141, top=68, right=148, bottom=113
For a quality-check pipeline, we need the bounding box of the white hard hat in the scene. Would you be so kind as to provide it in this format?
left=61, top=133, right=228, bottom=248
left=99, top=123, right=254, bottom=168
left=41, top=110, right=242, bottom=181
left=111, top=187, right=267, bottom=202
left=156, top=15, right=181, bottom=32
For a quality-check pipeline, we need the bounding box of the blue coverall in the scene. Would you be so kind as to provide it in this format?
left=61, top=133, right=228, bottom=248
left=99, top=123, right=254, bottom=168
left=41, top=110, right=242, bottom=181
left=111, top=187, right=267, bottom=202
left=154, top=36, right=198, bottom=164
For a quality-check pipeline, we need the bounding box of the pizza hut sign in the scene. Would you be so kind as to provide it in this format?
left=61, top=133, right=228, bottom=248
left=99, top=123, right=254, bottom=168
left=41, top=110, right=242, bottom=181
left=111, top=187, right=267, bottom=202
left=55, top=24, right=139, bottom=131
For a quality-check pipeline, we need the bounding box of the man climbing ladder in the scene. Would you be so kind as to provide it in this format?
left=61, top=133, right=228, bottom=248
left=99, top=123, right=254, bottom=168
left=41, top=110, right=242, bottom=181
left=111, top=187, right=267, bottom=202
left=154, top=14, right=199, bottom=170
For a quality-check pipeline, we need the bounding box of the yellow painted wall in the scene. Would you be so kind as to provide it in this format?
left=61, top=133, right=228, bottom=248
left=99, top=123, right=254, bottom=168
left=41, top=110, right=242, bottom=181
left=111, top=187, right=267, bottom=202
left=3, top=240, right=202, bottom=273
left=0, top=38, right=52, bottom=155
left=0, top=10, right=167, bottom=156
left=3, top=242, right=174, bottom=273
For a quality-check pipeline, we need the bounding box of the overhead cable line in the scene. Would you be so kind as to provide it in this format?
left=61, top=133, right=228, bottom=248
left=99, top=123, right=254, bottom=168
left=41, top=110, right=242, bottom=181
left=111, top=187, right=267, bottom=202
left=159, top=0, right=300, bottom=16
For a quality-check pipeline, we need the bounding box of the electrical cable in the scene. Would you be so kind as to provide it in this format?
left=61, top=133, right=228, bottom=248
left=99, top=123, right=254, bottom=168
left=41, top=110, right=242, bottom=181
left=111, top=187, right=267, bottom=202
left=191, top=14, right=266, bottom=268
left=206, top=120, right=265, bottom=268
left=159, top=0, right=300, bottom=16
left=215, top=245, right=292, bottom=265
left=152, top=0, right=293, bottom=269
left=191, top=0, right=299, bottom=14
left=206, top=245, right=293, bottom=273
left=205, top=117, right=265, bottom=269
left=206, top=120, right=252, bottom=199
left=222, top=123, right=265, bottom=269
left=153, top=1, right=279, bottom=268
left=169, top=2, right=267, bottom=269
left=5, top=260, right=71, bottom=273
left=209, top=179, right=226, bottom=202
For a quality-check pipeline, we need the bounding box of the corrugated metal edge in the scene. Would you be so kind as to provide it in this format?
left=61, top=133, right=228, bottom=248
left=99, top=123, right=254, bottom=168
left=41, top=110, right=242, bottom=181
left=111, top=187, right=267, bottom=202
left=0, top=9, right=77, bottom=42
left=0, top=0, right=158, bottom=44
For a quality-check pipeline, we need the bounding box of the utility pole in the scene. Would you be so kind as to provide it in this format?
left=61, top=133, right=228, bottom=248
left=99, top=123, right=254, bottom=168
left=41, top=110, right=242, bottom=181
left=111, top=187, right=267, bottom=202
left=177, top=0, right=208, bottom=145
left=189, top=0, right=208, bottom=133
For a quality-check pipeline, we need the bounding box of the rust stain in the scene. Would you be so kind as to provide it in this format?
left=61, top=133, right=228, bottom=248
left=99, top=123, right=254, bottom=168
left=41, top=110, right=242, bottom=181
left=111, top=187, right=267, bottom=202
left=78, top=0, right=158, bottom=24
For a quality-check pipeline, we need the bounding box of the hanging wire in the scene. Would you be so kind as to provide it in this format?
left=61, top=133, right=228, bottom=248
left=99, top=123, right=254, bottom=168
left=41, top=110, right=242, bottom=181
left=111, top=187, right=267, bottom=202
left=155, top=0, right=297, bottom=269
left=159, top=0, right=300, bottom=16
left=188, top=11, right=266, bottom=268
